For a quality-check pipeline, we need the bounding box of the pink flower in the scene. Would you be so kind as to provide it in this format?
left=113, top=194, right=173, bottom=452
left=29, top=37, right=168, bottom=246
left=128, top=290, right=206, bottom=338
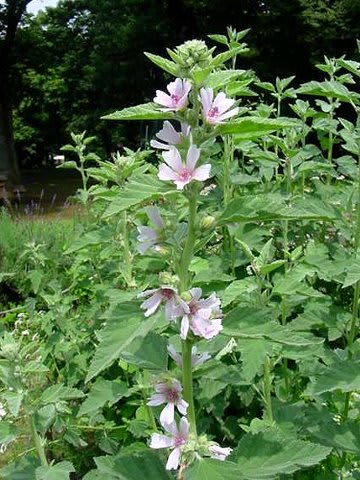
left=158, top=145, right=211, bottom=190
left=138, top=286, right=183, bottom=319
left=147, top=379, right=188, bottom=425
left=180, top=288, right=223, bottom=340
left=150, top=121, right=190, bottom=150
left=167, top=344, right=211, bottom=368
left=208, top=444, right=233, bottom=461
left=200, top=87, right=239, bottom=124
left=154, top=78, right=192, bottom=112
left=150, top=417, right=189, bottom=470
left=137, top=206, right=164, bottom=254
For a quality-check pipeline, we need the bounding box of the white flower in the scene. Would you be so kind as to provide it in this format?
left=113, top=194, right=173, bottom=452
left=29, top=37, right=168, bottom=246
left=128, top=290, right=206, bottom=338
left=147, top=379, right=188, bottom=425
left=150, top=417, right=189, bottom=470
left=150, top=121, right=190, bottom=150
left=0, top=403, right=6, bottom=418
left=167, top=344, right=211, bottom=368
left=158, top=145, right=211, bottom=190
left=137, top=206, right=165, bottom=254
left=200, top=87, right=238, bottom=124
left=179, top=288, right=223, bottom=340
left=154, top=78, right=192, bottom=112
left=208, top=444, right=233, bottom=461
left=138, top=286, right=188, bottom=320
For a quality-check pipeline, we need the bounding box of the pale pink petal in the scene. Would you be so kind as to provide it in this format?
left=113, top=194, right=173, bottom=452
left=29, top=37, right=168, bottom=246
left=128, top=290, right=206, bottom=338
left=137, top=288, right=157, bottom=299
left=150, top=433, right=173, bottom=449
left=200, top=87, right=213, bottom=115
left=137, top=240, right=155, bottom=254
left=147, top=393, right=166, bottom=407
left=180, top=315, right=190, bottom=340
left=146, top=206, right=164, bottom=229
left=198, top=293, right=221, bottom=310
left=156, top=121, right=181, bottom=145
left=167, top=344, right=182, bottom=367
left=158, top=164, right=178, bottom=182
left=162, top=420, right=179, bottom=436
left=177, top=399, right=188, bottom=416
left=209, top=445, right=233, bottom=461
left=166, top=447, right=181, bottom=470
left=162, top=148, right=183, bottom=172
left=160, top=402, right=175, bottom=425
left=190, top=287, right=203, bottom=301
left=137, top=226, right=157, bottom=242
left=165, top=298, right=178, bottom=321
left=167, top=78, right=182, bottom=96
left=186, top=144, right=200, bottom=171
left=150, top=139, right=172, bottom=150
left=140, top=292, right=163, bottom=317
left=179, top=417, right=190, bottom=438
left=174, top=179, right=190, bottom=190
left=213, top=92, right=235, bottom=113
left=192, top=351, right=211, bottom=367
left=216, top=107, right=239, bottom=122
left=181, top=122, right=191, bottom=137
left=154, top=90, right=173, bottom=108
left=192, top=164, right=211, bottom=182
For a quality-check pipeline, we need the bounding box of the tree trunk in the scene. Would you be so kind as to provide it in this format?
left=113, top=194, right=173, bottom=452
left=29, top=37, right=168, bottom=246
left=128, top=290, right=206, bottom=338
left=0, top=0, right=33, bottom=190
left=0, top=88, right=21, bottom=186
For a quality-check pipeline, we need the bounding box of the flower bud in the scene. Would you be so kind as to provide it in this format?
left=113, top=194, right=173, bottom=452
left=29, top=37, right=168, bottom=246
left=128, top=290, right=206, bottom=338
left=201, top=215, right=216, bottom=229
left=181, top=291, right=192, bottom=302
left=173, top=40, right=214, bottom=71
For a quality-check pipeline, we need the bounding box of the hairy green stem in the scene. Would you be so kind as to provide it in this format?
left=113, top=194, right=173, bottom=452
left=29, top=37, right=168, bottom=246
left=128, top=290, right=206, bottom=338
left=182, top=339, right=197, bottom=436
left=343, top=151, right=360, bottom=420
left=29, top=416, right=48, bottom=467
left=178, top=190, right=198, bottom=435
left=179, top=191, right=197, bottom=293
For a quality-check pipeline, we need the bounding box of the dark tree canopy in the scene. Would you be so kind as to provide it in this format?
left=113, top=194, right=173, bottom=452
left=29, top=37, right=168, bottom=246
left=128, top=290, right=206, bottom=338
left=4, top=0, right=360, bottom=169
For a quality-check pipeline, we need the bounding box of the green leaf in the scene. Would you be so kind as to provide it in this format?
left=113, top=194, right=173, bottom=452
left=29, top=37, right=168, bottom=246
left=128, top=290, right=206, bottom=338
left=184, top=459, right=243, bottom=480
left=0, top=421, right=18, bottom=444
left=207, top=70, right=246, bottom=89
left=210, top=47, right=246, bottom=68
left=3, top=390, right=24, bottom=417
left=297, top=80, right=360, bottom=103
left=29, top=270, right=43, bottom=294
left=120, top=331, right=168, bottom=371
left=78, top=378, right=128, bottom=417
left=0, top=456, right=40, bottom=479
left=233, top=431, right=331, bottom=479
left=305, top=359, right=360, bottom=396
left=35, top=461, right=75, bottom=480
left=207, top=34, right=228, bottom=45
left=102, top=103, right=174, bottom=121
left=221, top=193, right=338, bottom=223
left=309, top=418, right=360, bottom=455
left=102, top=174, right=175, bottom=218
left=218, top=117, right=299, bottom=139
left=238, top=339, right=268, bottom=382
left=94, top=451, right=172, bottom=479
left=342, top=259, right=360, bottom=288
left=86, top=303, right=162, bottom=382
left=144, top=52, right=179, bottom=76
left=57, top=161, right=77, bottom=170
left=220, top=278, right=258, bottom=307
left=40, top=384, right=85, bottom=404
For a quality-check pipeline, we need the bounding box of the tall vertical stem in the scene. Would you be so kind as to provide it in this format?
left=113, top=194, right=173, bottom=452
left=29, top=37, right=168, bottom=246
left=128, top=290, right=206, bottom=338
left=343, top=150, right=360, bottom=420
left=179, top=190, right=197, bottom=435
left=182, top=339, right=197, bottom=436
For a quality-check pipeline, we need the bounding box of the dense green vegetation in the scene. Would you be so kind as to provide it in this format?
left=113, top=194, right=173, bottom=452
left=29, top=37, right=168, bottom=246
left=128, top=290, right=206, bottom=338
left=2, top=29, right=360, bottom=478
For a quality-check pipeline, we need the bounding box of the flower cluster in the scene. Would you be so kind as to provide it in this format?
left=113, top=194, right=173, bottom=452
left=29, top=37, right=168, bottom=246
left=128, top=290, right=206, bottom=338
left=139, top=70, right=234, bottom=471
left=138, top=286, right=222, bottom=340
